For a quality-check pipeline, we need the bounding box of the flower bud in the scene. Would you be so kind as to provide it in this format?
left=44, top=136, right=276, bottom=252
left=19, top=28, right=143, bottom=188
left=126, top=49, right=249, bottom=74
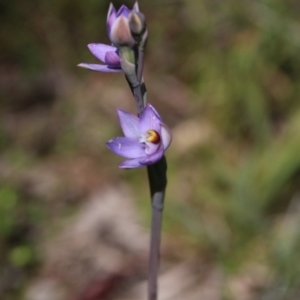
left=110, top=16, right=136, bottom=47
left=129, top=11, right=146, bottom=36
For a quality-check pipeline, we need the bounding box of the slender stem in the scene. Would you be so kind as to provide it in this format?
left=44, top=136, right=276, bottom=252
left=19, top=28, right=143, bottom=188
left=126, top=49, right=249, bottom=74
left=148, top=204, right=163, bottom=300
left=147, top=156, right=167, bottom=300
left=119, top=48, right=144, bottom=114
left=122, top=38, right=167, bottom=300
left=137, top=30, right=147, bottom=83
left=133, top=83, right=145, bottom=115
left=125, top=75, right=147, bottom=114
left=137, top=49, right=145, bottom=82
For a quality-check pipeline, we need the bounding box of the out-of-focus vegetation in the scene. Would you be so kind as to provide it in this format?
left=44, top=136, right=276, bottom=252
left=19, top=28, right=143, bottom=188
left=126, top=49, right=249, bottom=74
left=1, top=0, right=300, bottom=299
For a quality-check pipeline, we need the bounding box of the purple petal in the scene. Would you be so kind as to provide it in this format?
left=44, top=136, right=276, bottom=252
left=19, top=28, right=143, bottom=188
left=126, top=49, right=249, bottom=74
left=148, top=104, right=162, bottom=122
left=105, top=51, right=121, bottom=67
left=77, top=63, right=122, bottom=73
left=106, top=137, right=145, bottom=158
left=139, top=146, right=165, bottom=165
left=119, top=158, right=144, bottom=169
left=117, top=5, right=131, bottom=18
left=117, top=109, right=140, bottom=138
left=145, top=141, right=160, bottom=155
left=160, top=123, right=172, bottom=150
left=119, top=145, right=165, bottom=169
left=139, top=104, right=162, bottom=134
left=107, top=3, right=116, bottom=34
left=88, top=43, right=117, bottom=63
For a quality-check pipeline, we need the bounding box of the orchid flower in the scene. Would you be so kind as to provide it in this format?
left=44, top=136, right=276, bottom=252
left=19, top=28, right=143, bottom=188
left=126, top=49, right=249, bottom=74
left=78, top=3, right=139, bottom=73
left=107, top=104, right=172, bottom=168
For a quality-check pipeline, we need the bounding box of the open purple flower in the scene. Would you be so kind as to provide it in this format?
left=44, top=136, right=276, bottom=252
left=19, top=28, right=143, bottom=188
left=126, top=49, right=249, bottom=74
left=107, top=104, right=172, bottom=168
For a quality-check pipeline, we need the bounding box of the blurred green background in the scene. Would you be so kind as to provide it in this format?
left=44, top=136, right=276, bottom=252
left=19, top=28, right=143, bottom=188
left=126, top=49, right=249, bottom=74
left=1, top=0, right=300, bottom=299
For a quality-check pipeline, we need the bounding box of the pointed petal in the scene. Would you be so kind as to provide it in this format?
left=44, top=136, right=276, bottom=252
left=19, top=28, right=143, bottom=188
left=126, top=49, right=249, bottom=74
left=117, top=5, right=130, bottom=17
left=133, top=2, right=139, bottom=12
left=105, top=51, right=121, bottom=67
left=119, top=158, right=143, bottom=169
left=107, top=3, right=117, bottom=34
left=148, top=104, right=162, bottom=121
left=77, top=63, right=122, bottom=72
left=139, top=147, right=164, bottom=165
left=106, top=137, right=145, bottom=158
left=87, top=43, right=117, bottom=62
left=160, top=123, right=172, bottom=150
left=139, top=104, right=162, bottom=134
left=107, top=3, right=116, bottom=20
left=117, top=109, right=140, bottom=138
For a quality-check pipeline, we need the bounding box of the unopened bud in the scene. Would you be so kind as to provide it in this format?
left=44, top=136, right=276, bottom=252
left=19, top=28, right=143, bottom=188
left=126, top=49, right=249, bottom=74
left=129, top=11, right=146, bottom=36
left=110, top=16, right=136, bottom=47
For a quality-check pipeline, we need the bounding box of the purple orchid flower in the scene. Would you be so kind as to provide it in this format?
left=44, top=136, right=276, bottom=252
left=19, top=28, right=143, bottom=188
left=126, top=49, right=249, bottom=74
left=78, top=3, right=139, bottom=73
left=107, top=104, right=172, bottom=169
